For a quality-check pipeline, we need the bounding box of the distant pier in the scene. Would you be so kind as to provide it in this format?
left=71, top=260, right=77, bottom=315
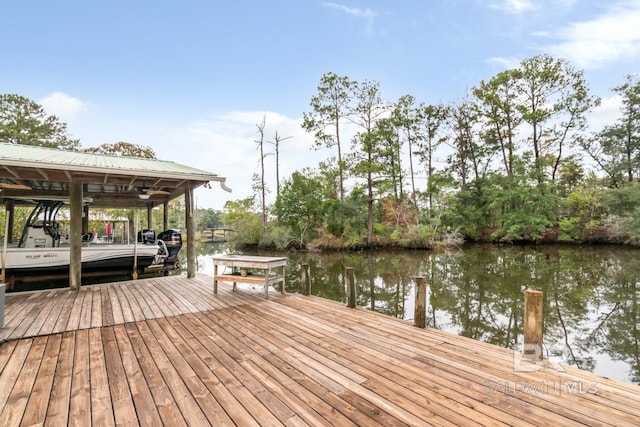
left=202, top=227, right=235, bottom=243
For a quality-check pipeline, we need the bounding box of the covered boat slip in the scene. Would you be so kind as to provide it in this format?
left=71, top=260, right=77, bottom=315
left=1, top=275, right=639, bottom=426
left=0, top=142, right=230, bottom=288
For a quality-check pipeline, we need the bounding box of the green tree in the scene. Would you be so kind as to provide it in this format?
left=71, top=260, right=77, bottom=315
left=302, top=72, right=355, bottom=201
left=83, top=141, right=157, bottom=158
left=348, top=79, right=387, bottom=247
left=370, top=117, right=403, bottom=201
left=515, top=54, right=598, bottom=181
left=197, top=208, right=222, bottom=230
left=487, top=155, right=559, bottom=242
left=445, top=95, right=491, bottom=190
left=0, top=93, right=80, bottom=150
left=582, top=74, right=640, bottom=185
left=274, top=170, right=325, bottom=246
left=413, top=103, right=449, bottom=213
left=220, top=198, right=263, bottom=245
left=473, top=68, right=522, bottom=177
left=558, top=187, right=602, bottom=241
left=390, top=95, right=419, bottom=204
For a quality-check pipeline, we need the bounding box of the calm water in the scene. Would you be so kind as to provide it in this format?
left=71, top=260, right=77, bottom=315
left=196, top=243, right=640, bottom=385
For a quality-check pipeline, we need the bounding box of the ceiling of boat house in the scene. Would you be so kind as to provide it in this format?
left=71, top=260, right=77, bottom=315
left=0, top=142, right=230, bottom=208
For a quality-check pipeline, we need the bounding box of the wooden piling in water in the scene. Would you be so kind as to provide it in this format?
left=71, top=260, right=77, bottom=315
left=301, top=263, right=310, bottom=295
left=346, top=267, right=356, bottom=308
left=414, top=276, right=426, bottom=328
left=524, top=289, right=544, bottom=360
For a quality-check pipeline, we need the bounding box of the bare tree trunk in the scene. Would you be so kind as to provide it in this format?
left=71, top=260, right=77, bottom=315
left=256, top=117, right=267, bottom=225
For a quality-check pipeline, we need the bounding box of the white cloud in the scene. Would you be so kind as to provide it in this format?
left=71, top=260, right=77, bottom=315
left=545, top=1, right=640, bottom=68
left=487, top=56, right=521, bottom=70
left=323, top=2, right=377, bottom=33
left=163, top=111, right=321, bottom=210
left=39, top=92, right=88, bottom=119
left=589, top=94, right=622, bottom=132
left=489, top=0, right=538, bottom=14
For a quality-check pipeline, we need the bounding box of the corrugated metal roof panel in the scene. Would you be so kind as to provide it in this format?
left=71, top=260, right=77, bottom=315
left=0, top=142, right=219, bottom=179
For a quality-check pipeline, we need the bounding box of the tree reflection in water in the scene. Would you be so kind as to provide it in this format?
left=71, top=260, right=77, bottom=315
left=197, top=243, right=640, bottom=385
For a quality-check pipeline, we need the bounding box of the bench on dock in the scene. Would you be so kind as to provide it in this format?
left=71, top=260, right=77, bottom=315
left=212, top=255, right=287, bottom=298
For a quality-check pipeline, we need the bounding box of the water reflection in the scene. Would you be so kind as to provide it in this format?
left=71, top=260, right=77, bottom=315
left=197, top=243, right=640, bottom=385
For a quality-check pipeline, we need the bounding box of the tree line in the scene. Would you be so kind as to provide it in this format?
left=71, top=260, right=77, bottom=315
left=227, top=54, right=640, bottom=250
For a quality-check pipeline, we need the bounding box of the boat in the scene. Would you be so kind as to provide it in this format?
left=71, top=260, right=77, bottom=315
left=1, top=200, right=182, bottom=276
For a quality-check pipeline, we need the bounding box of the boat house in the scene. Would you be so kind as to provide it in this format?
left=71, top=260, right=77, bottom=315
left=0, top=142, right=230, bottom=289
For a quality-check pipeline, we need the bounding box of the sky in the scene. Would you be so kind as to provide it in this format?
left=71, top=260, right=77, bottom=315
left=2, top=0, right=640, bottom=210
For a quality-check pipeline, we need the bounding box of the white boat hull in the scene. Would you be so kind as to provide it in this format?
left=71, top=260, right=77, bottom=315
left=1, top=244, right=161, bottom=274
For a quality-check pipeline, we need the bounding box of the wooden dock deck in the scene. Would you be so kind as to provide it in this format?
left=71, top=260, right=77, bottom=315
left=1, top=274, right=639, bottom=426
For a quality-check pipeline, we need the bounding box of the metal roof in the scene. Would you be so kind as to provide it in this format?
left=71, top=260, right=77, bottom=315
left=0, top=142, right=231, bottom=208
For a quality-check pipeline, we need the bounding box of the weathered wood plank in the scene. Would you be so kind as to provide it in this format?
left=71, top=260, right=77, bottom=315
left=180, top=312, right=356, bottom=427
left=51, top=290, right=82, bottom=334
left=119, top=283, right=146, bottom=322
left=101, top=285, right=114, bottom=327
left=276, top=296, right=636, bottom=422
left=135, top=321, right=211, bottom=426
left=112, top=324, right=163, bottom=426
left=101, top=327, right=138, bottom=427
left=181, top=311, right=301, bottom=426
left=152, top=279, right=199, bottom=314
left=0, top=340, right=33, bottom=414
left=234, top=302, right=469, bottom=426
left=1, top=292, right=48, bottom=336
left=90, top=288, right=103, bottom=329
left=69, top=329, right=92, bottom=426
left=199, top=308, right=392, bottom=426
left=0, top=336, right=47, bottom=427
left=66, top=289, right=87, bottom=332
left=0, top=340, right=18, bottom=374
left=20, top=334, right=62, bottom=427
left=150, top=317, right=240, bottom=426
left=124, top=323, right=187, bottom=426
left=44, top=331, right=75, bottom=426
left=31, top=290, right=64, bottom=335
left=165, top=314, right=263, bottom=426
left=237, top=302, right=489, bottom=426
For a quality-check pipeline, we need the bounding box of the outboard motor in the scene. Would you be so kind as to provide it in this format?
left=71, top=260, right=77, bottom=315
left=137, top=229, right=156, bottom=244
left=157, top=229, right=182, bottom=270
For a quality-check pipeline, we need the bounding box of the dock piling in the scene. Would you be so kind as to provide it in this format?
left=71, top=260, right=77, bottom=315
left=346, top=267, right=356, bottom=308
left=302, top=263, right=311, bottom=295
left=414, top=276, right=427, bottom=328
left=524, top=289, right=544, bottom=360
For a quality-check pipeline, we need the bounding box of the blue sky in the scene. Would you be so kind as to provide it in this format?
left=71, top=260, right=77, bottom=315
left=2, top=0, right=640, bottom=209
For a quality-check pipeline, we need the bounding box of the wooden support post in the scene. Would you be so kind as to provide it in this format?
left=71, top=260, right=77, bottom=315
left=524, top=289, right=544, bottom=360
left=346, top=267, right=356, bottom=308
left=69, top=181, right=83, bottom=291
left=185, top=183, right=196, bottom=278
left=7, top=200, right=14, bottom=244
left=302, top=263, right=310, bottom=295
left=163, top=201, right=169, bottom=231
left=82, top=203, right=89, bottom=234
left=414, top=276, right=427, bottom=328
left=0, top=282, right=4, bottom=328
left=147, top=205, right=153, bottom=230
